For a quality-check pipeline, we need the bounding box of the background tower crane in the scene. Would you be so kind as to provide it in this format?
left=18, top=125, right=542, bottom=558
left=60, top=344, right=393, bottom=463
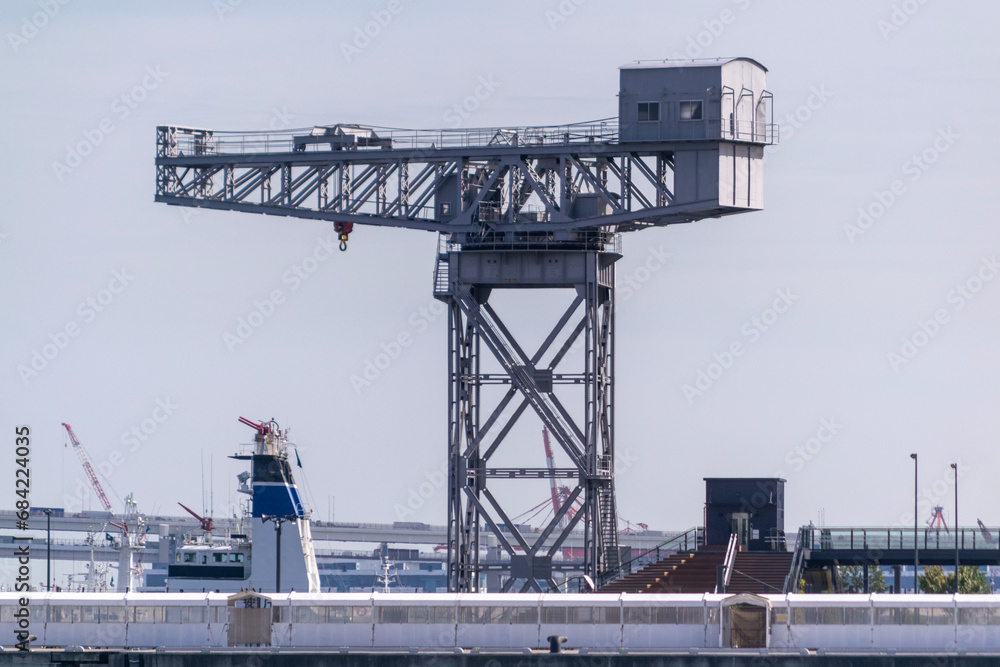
left=62, top=422, right=113, bottom=513
left=153, top=58, right=775, bottom=591
left=62, top=423, right=147, bottom=591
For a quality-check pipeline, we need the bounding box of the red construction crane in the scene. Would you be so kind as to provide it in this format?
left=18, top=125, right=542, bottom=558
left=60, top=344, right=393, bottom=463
left=177, top=502, right=215, bottom=533
left=542, top=428, right=581, bottom=527
left=928, top=506, right=949, bottom=533
left=62, top=423, right=112, bottom=513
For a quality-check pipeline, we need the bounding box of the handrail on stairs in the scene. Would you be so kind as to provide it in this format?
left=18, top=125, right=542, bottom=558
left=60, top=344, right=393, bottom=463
left=716, top=532, right=738, bottom=593
left=783, top=526, right=807, bottom=594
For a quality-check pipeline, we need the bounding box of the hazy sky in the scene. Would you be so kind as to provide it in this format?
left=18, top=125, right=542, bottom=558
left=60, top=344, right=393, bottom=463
left=2, top=1, right=999, bottom=544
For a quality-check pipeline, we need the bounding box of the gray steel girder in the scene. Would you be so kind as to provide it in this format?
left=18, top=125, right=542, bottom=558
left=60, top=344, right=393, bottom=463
left=155, top=126, right=746, bottom=236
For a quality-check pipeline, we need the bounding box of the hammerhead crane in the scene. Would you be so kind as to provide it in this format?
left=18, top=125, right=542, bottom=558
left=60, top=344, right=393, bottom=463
left=153, top=58, right=776, bottom=591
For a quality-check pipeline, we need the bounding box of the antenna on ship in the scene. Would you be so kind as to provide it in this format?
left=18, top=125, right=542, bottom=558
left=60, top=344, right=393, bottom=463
left=374, top=544, right=399, bottom=594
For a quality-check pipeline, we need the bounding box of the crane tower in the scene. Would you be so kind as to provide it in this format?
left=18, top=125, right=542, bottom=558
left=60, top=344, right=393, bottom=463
left=153, top=58, right=776, bottom=592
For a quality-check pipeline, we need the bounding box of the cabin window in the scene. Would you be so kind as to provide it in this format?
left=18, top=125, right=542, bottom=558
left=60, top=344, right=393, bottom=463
left=875, top=607, right=954, bottom=625
left=959, top=608, right=1000, bottom=625
left=680, top=100, right=703, bottom=121
left=377, top=606, right=408, bottom=623
left=214, top=553, right=225, bottom=563
left=182, top=553, right=196, bottom=563
left=296, top=606, right=327, bottom=623
left=625, top=606, right=689, bottom=624
left=131, top=607, right=163, bottom=623
left=566, top=607, right=620, bottom=624
left=637, top=102, right=660, bottom=123
left=165, top=607, right=187, bottom=623
left=48, top=606, right=81, bottom=623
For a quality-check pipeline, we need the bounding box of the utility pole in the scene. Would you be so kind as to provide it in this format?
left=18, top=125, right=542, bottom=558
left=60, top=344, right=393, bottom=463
left=910, top=453, right=919, bottom=593
left=44, top=509, right=52, bottom=591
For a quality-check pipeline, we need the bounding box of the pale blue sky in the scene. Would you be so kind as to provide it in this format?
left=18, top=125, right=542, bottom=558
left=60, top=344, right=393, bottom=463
left=2, top=1, right=999, bottom=542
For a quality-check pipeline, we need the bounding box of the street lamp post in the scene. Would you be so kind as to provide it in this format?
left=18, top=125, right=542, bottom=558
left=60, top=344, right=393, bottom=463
left=910, top=453, right=919, bottom=593
left=951, top=462, right=959, bottom=594
left=44, top=509, right=52, bottom=591
left=262, top=514, right=297, bottom=593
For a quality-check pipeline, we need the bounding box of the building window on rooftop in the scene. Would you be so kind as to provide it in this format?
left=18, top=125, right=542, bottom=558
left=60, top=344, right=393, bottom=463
left=637, top=101, right=660, bottom=123
left=680, top=100, right=703, bottom=121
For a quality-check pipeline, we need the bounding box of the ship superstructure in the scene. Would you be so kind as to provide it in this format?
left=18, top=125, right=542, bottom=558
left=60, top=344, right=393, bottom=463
left=164, top=417, right=320, bottom=593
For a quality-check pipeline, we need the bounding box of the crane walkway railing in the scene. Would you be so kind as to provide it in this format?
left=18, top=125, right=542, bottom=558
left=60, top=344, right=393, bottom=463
left=157, top=119, right=620, bottom=158
left=156, top=118, right=780, bottom=159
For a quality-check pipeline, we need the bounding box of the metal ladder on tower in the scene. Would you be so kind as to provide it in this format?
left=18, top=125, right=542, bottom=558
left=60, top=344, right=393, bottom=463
left=433, top=234, right=451, bottom=296
left=599, top=482, right=620, bottom=571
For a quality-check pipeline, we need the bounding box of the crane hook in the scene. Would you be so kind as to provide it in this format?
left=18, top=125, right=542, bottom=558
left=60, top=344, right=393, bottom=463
left=334, top=222, right=353, bottom=252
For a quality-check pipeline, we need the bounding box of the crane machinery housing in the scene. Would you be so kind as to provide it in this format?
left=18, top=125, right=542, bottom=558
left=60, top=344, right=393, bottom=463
left=153, top=57, right=776, bottom=592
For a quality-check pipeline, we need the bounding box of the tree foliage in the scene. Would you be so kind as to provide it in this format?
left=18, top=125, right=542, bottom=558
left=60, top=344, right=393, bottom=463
left=838, top=565, right=888, bottom=593
left=918, top=566, right=991, bottom=594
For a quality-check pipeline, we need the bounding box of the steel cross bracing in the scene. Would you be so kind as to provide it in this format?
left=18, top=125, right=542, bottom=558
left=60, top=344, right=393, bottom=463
left=153, top=120, right=762, bottom=591
left=441, top=250, right=618, bottom=592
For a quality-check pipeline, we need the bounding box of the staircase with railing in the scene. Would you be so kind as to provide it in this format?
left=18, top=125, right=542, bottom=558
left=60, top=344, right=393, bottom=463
left=598, top=485, right=620, bottom=573
left=593, top=527, right=705, bottom=592
left=433, top=234, right=453, bottom=296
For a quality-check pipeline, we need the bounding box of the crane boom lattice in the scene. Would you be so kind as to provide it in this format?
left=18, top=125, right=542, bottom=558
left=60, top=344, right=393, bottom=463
left=62, top=422, right=113, bottom=513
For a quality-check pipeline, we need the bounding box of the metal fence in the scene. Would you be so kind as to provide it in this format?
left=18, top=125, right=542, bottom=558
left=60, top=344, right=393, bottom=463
left=801, top=526, right=1000, bottom=552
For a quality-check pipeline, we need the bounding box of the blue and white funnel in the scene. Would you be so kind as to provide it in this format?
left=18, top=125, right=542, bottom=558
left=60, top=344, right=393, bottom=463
left=233, top=417, right=320, bottom=593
